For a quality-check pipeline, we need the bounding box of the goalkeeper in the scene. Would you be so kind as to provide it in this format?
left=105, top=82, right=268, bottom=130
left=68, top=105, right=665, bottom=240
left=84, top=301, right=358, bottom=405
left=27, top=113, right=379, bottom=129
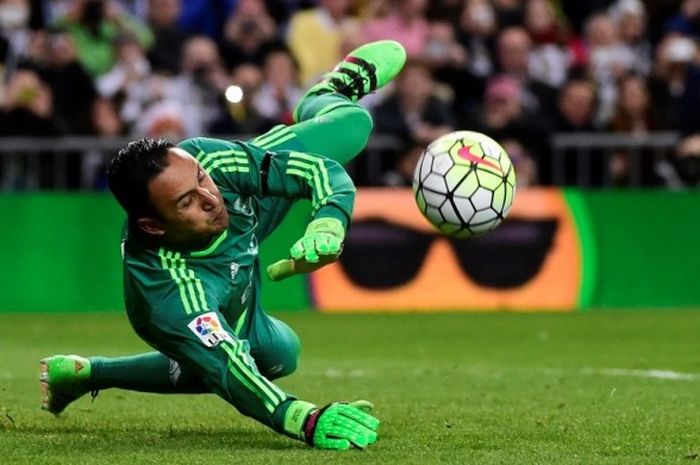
left=39, top=40, right=406, bottom=450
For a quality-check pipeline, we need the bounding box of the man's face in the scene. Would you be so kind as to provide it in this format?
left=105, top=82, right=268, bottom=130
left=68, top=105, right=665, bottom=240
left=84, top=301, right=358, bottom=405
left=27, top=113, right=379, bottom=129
left=559, top=82, right=595, bottom=127
left=498, top=28, right=531, bottom=75
left=141, top=149, right=229, bottom=247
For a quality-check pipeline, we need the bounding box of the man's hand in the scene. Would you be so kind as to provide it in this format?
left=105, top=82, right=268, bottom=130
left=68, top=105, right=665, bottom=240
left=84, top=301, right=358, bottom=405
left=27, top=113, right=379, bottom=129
left=267, top=218, right=345, bottom=281
left=283, top=400, right=379, bottom=450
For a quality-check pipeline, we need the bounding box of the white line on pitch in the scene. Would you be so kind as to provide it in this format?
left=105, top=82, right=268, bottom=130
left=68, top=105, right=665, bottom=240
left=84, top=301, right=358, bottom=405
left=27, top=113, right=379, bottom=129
left=581, top=367, right=700, bottom=381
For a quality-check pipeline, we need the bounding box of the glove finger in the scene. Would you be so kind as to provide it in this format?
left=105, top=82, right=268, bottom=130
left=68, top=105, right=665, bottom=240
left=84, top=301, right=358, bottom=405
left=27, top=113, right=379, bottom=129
left=314, top=434, right=351, bottom=450
left=344, top=421, right=377, bottom=448
left=316, top=235, right=331, bottom=255
left=346, top=424, right=378, bottom=449
left=326, top=236, right=342, bottom=255
left=304, top=237, right=319, bottom=263
left=325, top=424, right=370, bottom=450
left=348, top=400, right=374, bottom=413
left=290, top=240, right=305, bottom=260
left=337, top=404, right=380, bottom=430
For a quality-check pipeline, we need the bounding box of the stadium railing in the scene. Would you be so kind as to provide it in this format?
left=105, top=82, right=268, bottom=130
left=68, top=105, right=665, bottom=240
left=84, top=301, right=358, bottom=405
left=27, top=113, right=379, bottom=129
left=550, top=131, right=681, bottom=187
left=0, top=132, right=682, bottom=190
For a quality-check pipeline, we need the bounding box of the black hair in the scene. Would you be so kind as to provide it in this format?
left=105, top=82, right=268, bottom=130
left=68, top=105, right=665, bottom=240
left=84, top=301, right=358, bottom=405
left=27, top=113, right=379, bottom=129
left=106, top=138, right=175, bottom=218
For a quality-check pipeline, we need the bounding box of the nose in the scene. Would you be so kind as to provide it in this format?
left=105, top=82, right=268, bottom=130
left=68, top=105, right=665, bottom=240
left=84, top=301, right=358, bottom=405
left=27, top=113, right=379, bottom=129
left=198, top=187, right=218, bottom=211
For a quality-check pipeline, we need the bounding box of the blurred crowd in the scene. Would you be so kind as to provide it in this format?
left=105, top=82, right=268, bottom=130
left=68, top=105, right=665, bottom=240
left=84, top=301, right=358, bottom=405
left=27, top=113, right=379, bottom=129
left=1, top=0, right=699, bottom=188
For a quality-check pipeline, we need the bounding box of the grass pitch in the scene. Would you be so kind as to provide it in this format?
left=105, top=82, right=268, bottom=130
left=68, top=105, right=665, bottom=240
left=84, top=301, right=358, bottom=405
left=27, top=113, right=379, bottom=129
left=1, top=310, right=699, bottom=465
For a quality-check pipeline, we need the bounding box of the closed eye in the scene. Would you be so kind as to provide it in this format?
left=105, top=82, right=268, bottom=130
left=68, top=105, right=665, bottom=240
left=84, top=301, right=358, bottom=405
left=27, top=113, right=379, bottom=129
left=179, top=194, right=194, bottom=208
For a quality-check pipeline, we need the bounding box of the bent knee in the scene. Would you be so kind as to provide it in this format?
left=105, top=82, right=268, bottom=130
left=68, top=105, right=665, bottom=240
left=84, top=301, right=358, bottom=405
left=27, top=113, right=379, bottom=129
left=261, top=330, right=300, bottom=380
left=263, top=354, right=298, bottom=379
left=339, top=107, right=373, bottom=156
left=348, top=106, right=373, bottom=135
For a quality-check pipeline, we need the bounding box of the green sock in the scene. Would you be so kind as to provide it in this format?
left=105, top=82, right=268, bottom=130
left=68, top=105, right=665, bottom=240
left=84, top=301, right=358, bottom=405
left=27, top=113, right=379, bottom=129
left=294, top=91, right=354, bottom=122
left=89, top=352, right=208, bottom=394
left=290, top=93, right=374, bottom=165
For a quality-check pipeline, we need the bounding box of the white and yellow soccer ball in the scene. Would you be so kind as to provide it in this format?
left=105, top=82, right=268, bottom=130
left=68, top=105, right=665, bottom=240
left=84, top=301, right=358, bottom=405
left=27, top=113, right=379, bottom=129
left=412, top=131, right=516, bottom=238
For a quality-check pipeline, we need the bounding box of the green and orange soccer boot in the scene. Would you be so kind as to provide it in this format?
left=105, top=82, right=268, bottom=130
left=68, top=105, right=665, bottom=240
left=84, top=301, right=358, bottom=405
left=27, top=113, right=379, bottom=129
left=40, top=355, right=93, bottom=415
left=294, top=40, right=407, bottom=120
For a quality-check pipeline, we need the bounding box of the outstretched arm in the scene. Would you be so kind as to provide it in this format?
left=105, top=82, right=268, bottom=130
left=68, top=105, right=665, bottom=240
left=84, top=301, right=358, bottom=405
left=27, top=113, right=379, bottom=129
left=144, top=292, right=377, bottom=449
left=178, top=137, right=356, bottom=280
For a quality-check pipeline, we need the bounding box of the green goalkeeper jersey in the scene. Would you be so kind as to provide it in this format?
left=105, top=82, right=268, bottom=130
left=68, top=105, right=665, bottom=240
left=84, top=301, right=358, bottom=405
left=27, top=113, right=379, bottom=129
left=120, top=137, right=355, bottom=428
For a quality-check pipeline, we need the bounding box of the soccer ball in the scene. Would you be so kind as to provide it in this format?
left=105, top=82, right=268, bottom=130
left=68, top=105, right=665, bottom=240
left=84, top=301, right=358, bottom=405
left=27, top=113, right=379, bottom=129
left=412, top=131, right=516, bottom=238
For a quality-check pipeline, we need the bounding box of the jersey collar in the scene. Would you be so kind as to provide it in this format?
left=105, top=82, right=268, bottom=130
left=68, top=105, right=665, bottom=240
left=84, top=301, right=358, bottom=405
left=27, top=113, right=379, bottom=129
left=189, top=229, right=229, bottom=257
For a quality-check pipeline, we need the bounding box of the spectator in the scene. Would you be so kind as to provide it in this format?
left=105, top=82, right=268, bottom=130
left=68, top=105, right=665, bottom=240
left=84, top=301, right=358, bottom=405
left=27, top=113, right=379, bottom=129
left=0, top=68, right=56, bottom=136
left=96, top=33, right=152, bottom=132
left=524, top=0, right=571, bottom=88
left=135, top=100, right=187, bottom=140
left=362, top=0, right=430, bottom=58
left=649, top=34, right=700, bottom=132
left=549, top=75, right=604, bottom=186
left=457, top=0, right=497, bottom=79
left=0, top=68, right=57, bottom=189
left=608, top=73, right=660, bottom=185
left=287, top=0, right=354, bottom=85
left=665, top=0, right=700, bottom=40
left=0, top=0, right=32, bottom=64
left=462, top=74, right=547, bottom=174
left=422, top=20, right=480, bottom=114
left=0, top=66, right=119, bottom=189
left=424, top=21, right=467, bottom=71
left=220, top=0, right=277, bottom=70
left=609, top=73, right=657, bottom=134
left=468, top=75, right=524, bottom=134
left=37, top=29, right=102, bottom=134
left=552, top=75, right=598, bottom=132
left=584, top=12, right=638, bottom=125
left=158, top=35, right=230, bottom=137
left=0, top=0, right=698, bottom=191
left=372, top=59, right=454, bottom=185
left=58, top=0, right=154, bottom=76
left=610, top=0, right=652, bottom=76
left=91, top=96, right=121, bottom=136
left=146, top=0, right=189, bottom=75
left=657, top=133, right=700, bottom=188
left=496, top=26, right=558, bottom=118
left=35, top=29, right=121, bottom=188
left=252, top=47, right=303, bottom=127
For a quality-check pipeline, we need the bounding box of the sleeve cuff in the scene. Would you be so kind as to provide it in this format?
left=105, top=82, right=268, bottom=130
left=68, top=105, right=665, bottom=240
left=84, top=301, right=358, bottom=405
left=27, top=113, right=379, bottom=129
left=272, top=399, right=316, bottom=439
left=314, top=205, right=350, bottom=230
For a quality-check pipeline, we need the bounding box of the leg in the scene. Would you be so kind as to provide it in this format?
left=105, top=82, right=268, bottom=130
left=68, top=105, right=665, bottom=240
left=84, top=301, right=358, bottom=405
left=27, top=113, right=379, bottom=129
left=42, top=308, right=290, bottom=428
left=40, top=351, right=211, bottom=414
left=250, top=94, right=373, bottom=169
left=89, top=352, right=209, bottom=394
left=138, top=308, right=289, bottom=427
left=251, top=101, right=373, bottom=241
left=91, top=312, right=301, bottom=390
left=251, top=40, right=406, bottom=240
left=246, top=312, right=301, bottom=380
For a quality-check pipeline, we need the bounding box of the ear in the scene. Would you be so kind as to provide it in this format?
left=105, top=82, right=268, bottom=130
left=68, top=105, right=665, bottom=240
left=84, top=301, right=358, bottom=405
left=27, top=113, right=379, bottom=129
left=136, top=217, right=166, bottom=236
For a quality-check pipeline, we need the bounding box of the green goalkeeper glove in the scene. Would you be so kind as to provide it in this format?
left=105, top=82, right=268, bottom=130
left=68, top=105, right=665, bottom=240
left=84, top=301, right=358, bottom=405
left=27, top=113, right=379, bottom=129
left=283, top=400, right=379, bottom=450
left=267, top=217, right=345, bottom=281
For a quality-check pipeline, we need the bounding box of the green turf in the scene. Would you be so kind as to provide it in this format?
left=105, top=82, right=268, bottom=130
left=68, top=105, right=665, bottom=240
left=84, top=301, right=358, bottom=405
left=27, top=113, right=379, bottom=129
left=1, top=310, right=699, bottom=464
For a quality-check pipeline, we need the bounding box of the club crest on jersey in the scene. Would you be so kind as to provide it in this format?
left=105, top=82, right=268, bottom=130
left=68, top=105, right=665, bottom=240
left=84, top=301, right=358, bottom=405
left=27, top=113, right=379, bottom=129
left=187, top=312, right=233, bottom=347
